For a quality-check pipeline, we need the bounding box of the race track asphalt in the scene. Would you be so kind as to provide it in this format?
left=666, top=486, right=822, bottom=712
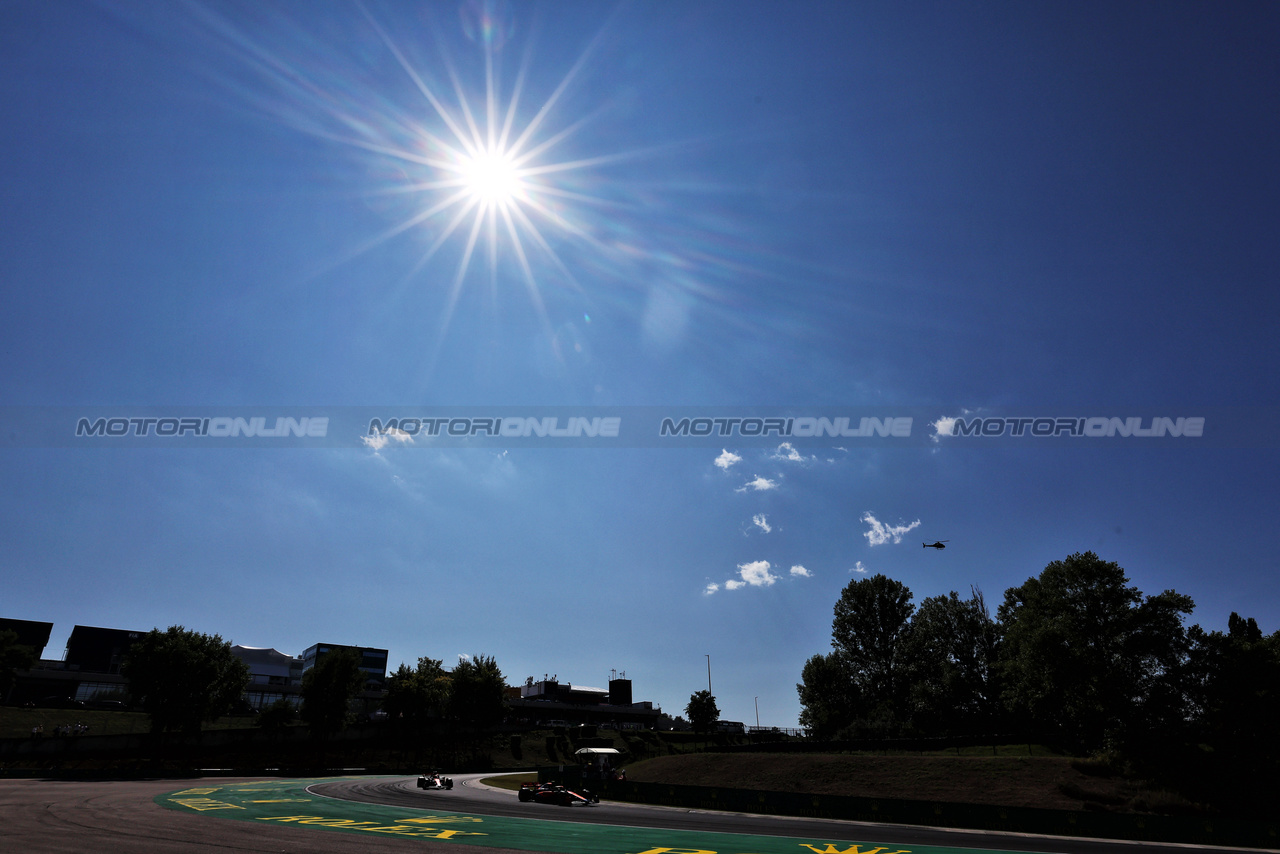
left=0, top=776, right=512, bottom=854
left=1, top=774, right=1272, bottom=854
left=314, top=774, right=1274, bottom=854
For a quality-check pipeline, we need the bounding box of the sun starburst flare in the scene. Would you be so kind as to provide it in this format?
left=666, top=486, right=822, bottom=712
left=180, top=0, right=801, bottom=370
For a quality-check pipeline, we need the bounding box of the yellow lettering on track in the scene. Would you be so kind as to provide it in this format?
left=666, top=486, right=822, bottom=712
left=800, top=846, right=912, bottom=854
left=254, top=815, right=486, bottom=838
left=169, top=798, right=244, bottom=812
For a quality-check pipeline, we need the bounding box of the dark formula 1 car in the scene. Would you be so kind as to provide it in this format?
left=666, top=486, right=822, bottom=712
left=417, top=772, right=454, bottom=790
left=517, top=781, right=598, bottom=806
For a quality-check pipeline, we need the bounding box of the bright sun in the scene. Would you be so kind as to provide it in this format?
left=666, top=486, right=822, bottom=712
left=458, top=148, right=523, bottom=208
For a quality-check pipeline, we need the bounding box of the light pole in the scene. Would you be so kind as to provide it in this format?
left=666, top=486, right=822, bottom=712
left=755, top=696, right=760, bottom=731
left=705, top=654, right=712, bottom=694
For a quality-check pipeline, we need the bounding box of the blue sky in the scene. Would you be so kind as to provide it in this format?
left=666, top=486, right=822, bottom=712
left=2, top=0, right=1277, bottom=728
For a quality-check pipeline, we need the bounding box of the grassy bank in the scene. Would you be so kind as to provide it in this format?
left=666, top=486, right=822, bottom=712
left=622, top=752, right=1202, bottom=816
left=0, top=710, right=1211, bottom=819
left=0, top=706, right=262, bottom=738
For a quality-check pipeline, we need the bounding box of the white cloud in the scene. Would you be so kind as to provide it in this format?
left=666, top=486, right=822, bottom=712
left=790, top=564, right=811, bottom=578
left=725, top=579, right=745, bottom=590
left=852, top=560, right=868, bottom=573
left=931, top=416, right=956, bottom=443
left=736, top=475, right=778, bottom=493
left=457, top=653, right=472, bottom=663
left=861, top=512, right=921, bottom=546
left=752, top=514, right=772, bottom=533
left=932, top=408, right=978, bottom=443
left=704, top=582, right=720, bottom=595
left=362, top=427, right=414, bottom=451
left=736, top=559, right=779, bottom=587
left=714, top=449, right=742, bottom=470
left=770, top=442, right=814, bottom=463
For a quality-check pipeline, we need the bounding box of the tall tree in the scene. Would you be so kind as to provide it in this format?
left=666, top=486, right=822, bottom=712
left=447, top=655, right=506, bottom=728
left=830, top=573, right=915, bottom=729
left=1184, top=613, right=1280, bottom=808
left=902, top=588, right=1001, bottom=736
left=383, top=656, right=451, bottom=726
left=300, top=647, right=366, bottom=736
left=685, top=689, right=719, bottom=733
left=122, top=626, right=250, bottom=734
left=796, top=652, right=857, bottom=739
left=997, top=551, right=1193, bottom=751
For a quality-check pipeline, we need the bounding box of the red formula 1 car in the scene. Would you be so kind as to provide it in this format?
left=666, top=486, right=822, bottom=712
left=517, top=781, right=598, bottom=805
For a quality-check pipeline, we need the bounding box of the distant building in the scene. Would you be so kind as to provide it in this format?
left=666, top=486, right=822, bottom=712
left=301, top=643, right=388, bottom=689
left=3, top=623, right=143, bottom=705
left=64, top=625, right=145, bottom=674
left=231, top=645, right=304, bottom=709
left=520, top=678, right=609, bottom=705
left=508, top=674, right=661, bottom=729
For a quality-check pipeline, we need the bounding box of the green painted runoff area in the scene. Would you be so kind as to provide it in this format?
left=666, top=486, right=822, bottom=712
left=156, top=778, right=1034, bottom=854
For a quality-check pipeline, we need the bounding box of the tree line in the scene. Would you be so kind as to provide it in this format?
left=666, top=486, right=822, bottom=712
left=35, top=628, right=513, bottom=737
left=797, top=551, right=1280, bottom=811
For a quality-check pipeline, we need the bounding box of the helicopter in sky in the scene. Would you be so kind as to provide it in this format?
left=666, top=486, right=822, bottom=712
left=923, top=540, right=949, bottom=550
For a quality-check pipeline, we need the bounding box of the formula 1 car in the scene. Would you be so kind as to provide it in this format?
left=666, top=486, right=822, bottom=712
left=517, top=781, right=598, bottom=805
left=417, top=772, right=454, bottom=790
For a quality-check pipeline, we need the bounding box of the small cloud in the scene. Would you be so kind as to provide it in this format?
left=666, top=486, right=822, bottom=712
left=457, top=653, right=473, bottom=664
left=714, top=449, right=742, bottom=470
left=770, top=442, right=813, bottom=463
left=932, top=408, right=977, bottom=443
left=736, top=475, right=778, bottom=493
left=736, top=559, right=779, bottom=587
left=725, top=579, right=745, bottom=590
left=861, top=512, right=921, bottom=546
left=851, top=561, right=868, bottom=574
left=790, top=564, right=811, bottom=578
left=752, top=514, right=772, bottom=533
left=704, top=582, right=720, bottom=595
left=362, top=427, right=414, bottom=451
left=931, top=417, right=956, bottom=443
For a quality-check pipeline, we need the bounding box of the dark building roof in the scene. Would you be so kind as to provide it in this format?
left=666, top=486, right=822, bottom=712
left=64, top=625, right=146, bottom=674
left=0, top=618, right=53, bottom=658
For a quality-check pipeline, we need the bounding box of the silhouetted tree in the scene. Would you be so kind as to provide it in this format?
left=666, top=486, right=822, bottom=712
left=256, top=698, right=297, bottom=734
left=383, top=656, right=451, bottom=726
left=796, top=652, right=857, bottom=739
left=122, top=626, right=250, bottom=734
left=1182, top=612, right=1280, bottom=812
left=997, top=551, right=1192, bottom=752
left=830, top=573, right=915, bottom=731
left=903, top=588, right=1001, bottom=736
left=448, top=655, right=506, bottom=728
left=685, top=689, right=719, bottom=733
